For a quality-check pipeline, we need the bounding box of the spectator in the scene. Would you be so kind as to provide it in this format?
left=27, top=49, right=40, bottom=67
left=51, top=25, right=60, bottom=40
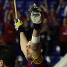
left=0, top=0, right=8, bottom=31
left=3, top=0, right=19, bottom=48
left=59, top=17, right=67, bottom=56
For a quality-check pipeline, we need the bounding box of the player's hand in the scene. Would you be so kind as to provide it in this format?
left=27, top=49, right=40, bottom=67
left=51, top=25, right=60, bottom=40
left=14, top=18, right=23, bottom=30
left=30, top=4, right=42, bottom=24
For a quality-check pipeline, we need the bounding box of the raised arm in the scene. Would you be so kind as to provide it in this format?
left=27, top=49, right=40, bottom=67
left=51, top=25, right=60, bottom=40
left=29, top=4, right=45, bottom=64
left=14, top=19, right=28, bottom=58
left=56, top=0, right=63, bottom=14
left=3, top=0, right=8, bottom=9
left=40, top=0, right=49, bottom=14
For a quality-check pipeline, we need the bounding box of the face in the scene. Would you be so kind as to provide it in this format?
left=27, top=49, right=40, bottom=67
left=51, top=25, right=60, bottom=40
left=26, top=41, right=43, bottom=60
left=43, top=18, right=48, bottom=24
left=26, top=41, right=33, bottom=60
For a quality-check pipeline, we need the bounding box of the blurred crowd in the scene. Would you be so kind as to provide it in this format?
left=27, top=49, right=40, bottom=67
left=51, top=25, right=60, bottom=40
left=0, top=0, right=67, bottom=67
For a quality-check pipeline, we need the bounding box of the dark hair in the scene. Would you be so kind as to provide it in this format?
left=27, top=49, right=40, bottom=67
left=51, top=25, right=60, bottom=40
left=40, top=39, right=46, bottom=56
left=0, top=45, right=16, bottom=67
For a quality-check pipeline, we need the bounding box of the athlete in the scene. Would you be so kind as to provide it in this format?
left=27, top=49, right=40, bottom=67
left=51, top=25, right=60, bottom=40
left=14, top=4, right=48, bottom=67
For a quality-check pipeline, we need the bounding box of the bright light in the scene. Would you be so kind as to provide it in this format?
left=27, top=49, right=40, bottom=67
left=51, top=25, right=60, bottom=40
left=56, top=46, right=60, bottom=52
left=46, top=56, right=51, bottom=63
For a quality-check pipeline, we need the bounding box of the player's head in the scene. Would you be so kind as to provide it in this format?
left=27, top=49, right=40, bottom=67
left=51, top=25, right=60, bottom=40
left=26, top=41, right=33, bottom=60
left=26, top=40, right=46, bottom=60
left=0, top=45, right=16, bottom=67
left=26, top=41, right=41, bottom=59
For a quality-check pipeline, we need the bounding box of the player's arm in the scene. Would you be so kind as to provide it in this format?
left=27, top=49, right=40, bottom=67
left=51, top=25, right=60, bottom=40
left=14, top=19, right=28, bottom=58
left=20, top=32, right=28, bottom=58
left=30, top=4, right=44, bottom=64
left=31, top=29, right=41, bottom=58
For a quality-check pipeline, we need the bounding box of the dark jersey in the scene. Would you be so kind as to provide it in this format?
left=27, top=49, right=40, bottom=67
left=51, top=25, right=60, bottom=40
left=26, top=59, right=48, bottom=67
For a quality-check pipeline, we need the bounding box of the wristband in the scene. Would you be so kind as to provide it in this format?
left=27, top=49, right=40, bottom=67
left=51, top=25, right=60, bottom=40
left=31, top=35, right=40, bottom=43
